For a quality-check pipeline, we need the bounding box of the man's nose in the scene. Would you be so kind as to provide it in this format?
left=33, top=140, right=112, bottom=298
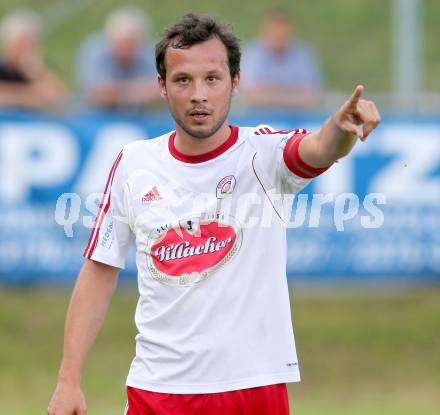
left=190, top=80, right=208, bottom=103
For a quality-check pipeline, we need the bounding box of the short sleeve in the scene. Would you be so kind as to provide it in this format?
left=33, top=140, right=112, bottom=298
left=251, top=126, right=332, bottom=195
left=83, top=150, right=133, bottom=268
left=279, top=130, right=332, bottom=194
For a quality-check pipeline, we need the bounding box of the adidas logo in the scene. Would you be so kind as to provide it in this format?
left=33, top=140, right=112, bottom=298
left=142, top=186, right=163, bottom=204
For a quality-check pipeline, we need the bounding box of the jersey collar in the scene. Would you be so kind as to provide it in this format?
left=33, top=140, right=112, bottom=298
left=168, top=125, right=239, bottom=164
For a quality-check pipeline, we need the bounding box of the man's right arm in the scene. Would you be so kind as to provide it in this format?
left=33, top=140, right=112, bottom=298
left=48, top=259, right=120, bottom=415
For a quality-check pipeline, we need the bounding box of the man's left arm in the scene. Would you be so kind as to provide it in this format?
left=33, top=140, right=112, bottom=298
left=296, top=85, right=381, bottom=168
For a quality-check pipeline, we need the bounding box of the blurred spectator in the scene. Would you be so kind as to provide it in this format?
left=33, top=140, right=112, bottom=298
left=75, top=7, right=161, bottom=111
left=241, top=10, right=324, bottom=109
left=0, top=9, right=67, bottom=110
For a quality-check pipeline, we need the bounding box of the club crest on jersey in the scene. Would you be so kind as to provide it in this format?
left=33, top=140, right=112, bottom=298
left=146, top=212, right=243, bottom=287
left=142, top=186, right=163, bottom=204
left=216, top=175, right=236, bottom=199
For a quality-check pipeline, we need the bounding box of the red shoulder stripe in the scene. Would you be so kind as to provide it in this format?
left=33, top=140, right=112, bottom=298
left=83, top=150, right=123, bottom=258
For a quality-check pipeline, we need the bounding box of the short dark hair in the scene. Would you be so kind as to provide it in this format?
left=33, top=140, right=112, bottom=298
left=155, top=13, right=241, bottom=81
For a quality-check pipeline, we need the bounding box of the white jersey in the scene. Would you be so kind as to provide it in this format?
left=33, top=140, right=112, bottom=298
left=84, top=125, right=330, bottom=394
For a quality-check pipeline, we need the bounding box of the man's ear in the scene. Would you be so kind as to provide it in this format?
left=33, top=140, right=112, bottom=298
left=157, top=75, right=167, bottom=97
left=231, top=72, right=240, bottom=96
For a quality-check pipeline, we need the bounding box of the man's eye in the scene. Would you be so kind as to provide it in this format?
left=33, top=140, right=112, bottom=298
left=207, top=76, right=217, bottom=82
left=178, top=78, right=189, bottom=84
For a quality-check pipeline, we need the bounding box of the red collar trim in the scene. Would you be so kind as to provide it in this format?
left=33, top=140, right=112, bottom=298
left=168, top=126, right=239, bottom=164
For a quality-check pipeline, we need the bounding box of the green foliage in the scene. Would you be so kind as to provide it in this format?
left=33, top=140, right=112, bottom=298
left=0, top=286, right=439, bottom=414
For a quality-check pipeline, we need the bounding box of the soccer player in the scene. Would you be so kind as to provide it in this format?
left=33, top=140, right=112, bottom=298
left=48, top=13, right=380, bottom=415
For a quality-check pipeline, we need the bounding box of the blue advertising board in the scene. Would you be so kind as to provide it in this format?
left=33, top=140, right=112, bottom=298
left=0, top=110, right=439, bottom=283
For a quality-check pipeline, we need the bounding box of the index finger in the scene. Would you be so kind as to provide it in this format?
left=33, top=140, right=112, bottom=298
left=343, top=85, right=364, bottom=112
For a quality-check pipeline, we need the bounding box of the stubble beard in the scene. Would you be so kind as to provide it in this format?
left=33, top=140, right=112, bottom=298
left=169, top=96, right=232, bottom=140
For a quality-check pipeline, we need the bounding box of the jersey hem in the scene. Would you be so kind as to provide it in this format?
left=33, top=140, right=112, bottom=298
left=125, top=370, right=300, bottom=394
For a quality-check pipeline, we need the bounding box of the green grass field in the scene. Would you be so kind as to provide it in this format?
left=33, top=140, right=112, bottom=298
left=0, top=0, right=439, bottom=92
left=1, top=285, right=439, bottom=414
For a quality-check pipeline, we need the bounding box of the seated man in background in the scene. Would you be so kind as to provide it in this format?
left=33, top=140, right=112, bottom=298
left=0, top=9, right=67, bottom=110
left=75, top=6, right=162, bottom=111
left=241, top=10, right=324, bottom=109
